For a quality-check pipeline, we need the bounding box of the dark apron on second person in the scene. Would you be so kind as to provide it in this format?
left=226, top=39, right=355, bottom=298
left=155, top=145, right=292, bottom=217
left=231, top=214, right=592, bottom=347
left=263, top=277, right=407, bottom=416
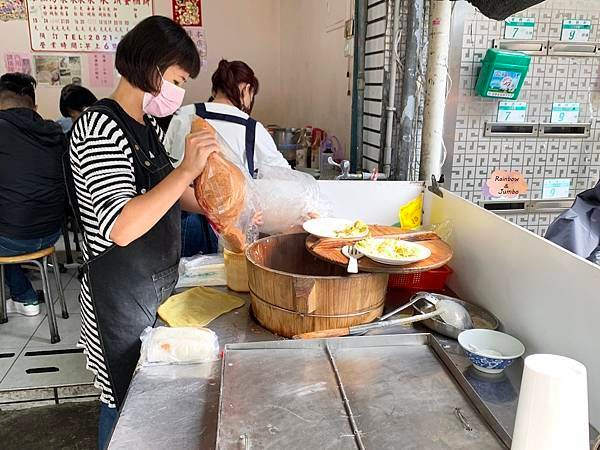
left=195, top=102, right=257, bottom=176
left=64, top=102, right=181, bottom=409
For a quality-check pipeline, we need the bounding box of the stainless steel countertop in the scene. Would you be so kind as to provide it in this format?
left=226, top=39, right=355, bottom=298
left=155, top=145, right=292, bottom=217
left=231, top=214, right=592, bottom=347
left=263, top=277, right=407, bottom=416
left=107, top=293, right=596, bottom=449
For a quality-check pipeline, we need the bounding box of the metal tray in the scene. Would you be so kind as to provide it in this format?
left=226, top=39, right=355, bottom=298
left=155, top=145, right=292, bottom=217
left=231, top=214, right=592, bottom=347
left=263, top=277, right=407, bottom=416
left=217, top=334, right=509, bottom=449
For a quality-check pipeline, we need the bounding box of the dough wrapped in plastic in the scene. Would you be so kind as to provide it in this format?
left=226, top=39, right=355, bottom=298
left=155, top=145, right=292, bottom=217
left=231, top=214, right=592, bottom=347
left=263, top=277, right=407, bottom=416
left=192, top=117, right=250, bottom=253
left=139, top=326, right=219, bottom=366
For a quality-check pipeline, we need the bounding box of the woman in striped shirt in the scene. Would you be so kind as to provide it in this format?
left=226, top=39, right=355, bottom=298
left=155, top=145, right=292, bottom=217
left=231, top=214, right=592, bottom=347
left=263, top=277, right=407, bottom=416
left=67, top=16, right=218, bottom=449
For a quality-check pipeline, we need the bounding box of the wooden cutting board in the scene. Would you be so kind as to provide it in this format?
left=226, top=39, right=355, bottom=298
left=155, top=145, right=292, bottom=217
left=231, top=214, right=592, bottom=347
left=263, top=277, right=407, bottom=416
left=305, top=225, right=453, bottom=274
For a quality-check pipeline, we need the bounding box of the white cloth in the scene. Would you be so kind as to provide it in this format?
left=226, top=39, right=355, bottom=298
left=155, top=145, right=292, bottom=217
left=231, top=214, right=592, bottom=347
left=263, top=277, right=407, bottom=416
left=165, top=103, right=289, bottom=171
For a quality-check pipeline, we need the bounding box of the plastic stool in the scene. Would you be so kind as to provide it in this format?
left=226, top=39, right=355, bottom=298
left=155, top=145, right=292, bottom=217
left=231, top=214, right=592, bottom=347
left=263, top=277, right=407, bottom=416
left=0, top=247, right=69, bottom=344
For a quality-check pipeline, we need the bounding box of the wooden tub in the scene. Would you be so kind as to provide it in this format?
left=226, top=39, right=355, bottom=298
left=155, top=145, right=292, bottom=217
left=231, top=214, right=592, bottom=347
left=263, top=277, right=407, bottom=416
left=245, top=233, right=388, bottom=337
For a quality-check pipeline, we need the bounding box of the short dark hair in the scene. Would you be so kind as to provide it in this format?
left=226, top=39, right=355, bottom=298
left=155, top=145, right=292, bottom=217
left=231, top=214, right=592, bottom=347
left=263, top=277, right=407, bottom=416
left=59, top=84, right=98, bottom=117
left=115, top=16, right=200, bottom=94
left=0, top=73, right=36, bottom=108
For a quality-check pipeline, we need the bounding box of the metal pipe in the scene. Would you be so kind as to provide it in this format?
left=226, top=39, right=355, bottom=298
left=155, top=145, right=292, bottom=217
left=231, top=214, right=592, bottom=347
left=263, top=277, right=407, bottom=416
left=350, top=0, right=367, bottom=173
left=393, top=0, right=425, bottom=180
left=382, top=0, right=402, bottom=178
left=419, top=0, right=452, bottom=182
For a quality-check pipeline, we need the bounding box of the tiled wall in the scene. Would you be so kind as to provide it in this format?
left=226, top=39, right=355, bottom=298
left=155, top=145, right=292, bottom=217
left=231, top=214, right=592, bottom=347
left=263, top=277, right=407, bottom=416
left=448, top=0, right=600, bottom=235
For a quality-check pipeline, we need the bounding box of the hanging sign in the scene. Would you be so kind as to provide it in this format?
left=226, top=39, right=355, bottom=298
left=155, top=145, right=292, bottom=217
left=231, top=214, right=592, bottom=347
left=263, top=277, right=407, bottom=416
left=504, top=17, right=535, bottom=40
left=542, top=179, right=571, bottom=199
left=485, top=170, right=528, bottom=199
left=172, top=0, right=202, bottom=27
left=551, top=102, right=580, bottom=124
left=561, top=19, right=592, bottom=42
left=26, top=0, right=153, bottom=52
left=497, top=101, right=527, bottom=123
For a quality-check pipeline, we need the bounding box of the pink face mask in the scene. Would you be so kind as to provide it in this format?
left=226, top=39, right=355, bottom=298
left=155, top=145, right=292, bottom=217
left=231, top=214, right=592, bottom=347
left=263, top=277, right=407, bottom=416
left=142, top=73, right=185, bottom=117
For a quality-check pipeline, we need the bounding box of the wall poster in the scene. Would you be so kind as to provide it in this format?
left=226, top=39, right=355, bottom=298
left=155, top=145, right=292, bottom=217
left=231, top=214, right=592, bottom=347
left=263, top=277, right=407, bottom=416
left=4, top=53, right=33, bottom=75
left=0, top=0, right=26, bottom=22
left=184, top=26, right=207, bottom=72
left=34, top=55, right=81, bottom=86
left=89, top=53, right=115, bottom=88
left=172, top=0, right=202, bottom=27
left=26, top=0, right=153, bottom=52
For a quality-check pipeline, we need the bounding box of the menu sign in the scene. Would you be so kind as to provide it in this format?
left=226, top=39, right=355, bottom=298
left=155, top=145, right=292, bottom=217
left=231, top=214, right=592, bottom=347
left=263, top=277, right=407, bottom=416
left=26, top=0, right=153, bottom=52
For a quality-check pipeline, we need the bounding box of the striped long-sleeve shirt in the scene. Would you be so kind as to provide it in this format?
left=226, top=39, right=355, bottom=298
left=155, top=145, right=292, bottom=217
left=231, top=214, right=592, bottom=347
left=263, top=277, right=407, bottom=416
left=69, top=106, right=164, bottom=407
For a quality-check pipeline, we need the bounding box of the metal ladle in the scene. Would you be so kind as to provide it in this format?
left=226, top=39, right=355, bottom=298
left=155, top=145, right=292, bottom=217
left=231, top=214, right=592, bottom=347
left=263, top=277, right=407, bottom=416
left=380, top=292, right=473, bottom=330
left=293, top=298, right=470, bottom=339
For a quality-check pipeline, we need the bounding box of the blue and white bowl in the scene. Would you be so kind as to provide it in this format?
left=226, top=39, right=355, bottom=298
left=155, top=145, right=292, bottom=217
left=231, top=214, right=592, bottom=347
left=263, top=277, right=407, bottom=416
left=458, top=329, right=525, bottom=374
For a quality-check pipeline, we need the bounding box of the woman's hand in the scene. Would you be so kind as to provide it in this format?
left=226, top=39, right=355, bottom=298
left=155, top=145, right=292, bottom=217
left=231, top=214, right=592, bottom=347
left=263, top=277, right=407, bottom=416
left=251, top=210, right=264, bottom=227
left=179, top=129, right=220, bottom=179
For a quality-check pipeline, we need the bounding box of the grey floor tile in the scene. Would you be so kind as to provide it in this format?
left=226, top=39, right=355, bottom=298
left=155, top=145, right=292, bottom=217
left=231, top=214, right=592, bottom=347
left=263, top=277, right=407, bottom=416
left=0, top=351, right=93, bottom=390
left=54, top=288, right=81, bottom=314
left=0, top=351, right=19, bottom=384
left=26, top=313, right=82, bottom=349
left=65, top=277, right=81, bottom=292
left=0, top=314, right=45, bottom=349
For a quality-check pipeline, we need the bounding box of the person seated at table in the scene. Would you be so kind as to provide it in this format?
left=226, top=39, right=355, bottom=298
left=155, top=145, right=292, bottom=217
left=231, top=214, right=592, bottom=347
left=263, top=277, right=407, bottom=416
left=57, top=84, right=98, bottom=134
left=166, top=60, right=287, bottom=256
left=0, top=73, right=66, bottom=316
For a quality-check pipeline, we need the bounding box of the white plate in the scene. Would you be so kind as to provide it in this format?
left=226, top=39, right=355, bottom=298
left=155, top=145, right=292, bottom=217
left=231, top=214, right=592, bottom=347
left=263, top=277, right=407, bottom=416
left=302, top=218, right=369, bottom=240
left=356, top=239, right=431, bottom=266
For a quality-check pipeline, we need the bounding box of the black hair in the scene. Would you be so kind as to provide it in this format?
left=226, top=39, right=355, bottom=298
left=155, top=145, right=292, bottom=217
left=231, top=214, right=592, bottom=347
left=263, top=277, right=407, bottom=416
left=0, top=72, right=36, bottom=107
left=115, top=15, right=200, bottom=94
left=59, top=84, right=98, bottom=117
left=211, top=60, right=259, bottom=113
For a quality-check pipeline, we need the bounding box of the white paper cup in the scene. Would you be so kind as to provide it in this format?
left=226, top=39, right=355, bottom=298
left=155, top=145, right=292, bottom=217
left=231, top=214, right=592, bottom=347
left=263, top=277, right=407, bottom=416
left=512, top=354, right=588, bottom=450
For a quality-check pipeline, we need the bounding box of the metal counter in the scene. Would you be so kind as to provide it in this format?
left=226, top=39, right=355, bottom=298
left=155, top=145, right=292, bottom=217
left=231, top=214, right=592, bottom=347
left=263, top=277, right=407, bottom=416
left=106, top=294, right=593, bottom=449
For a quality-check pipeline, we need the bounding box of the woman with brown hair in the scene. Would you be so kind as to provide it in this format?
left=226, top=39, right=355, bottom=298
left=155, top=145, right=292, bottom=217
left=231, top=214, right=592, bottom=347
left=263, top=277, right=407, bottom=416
left=166, top=59, right=287, bottom=256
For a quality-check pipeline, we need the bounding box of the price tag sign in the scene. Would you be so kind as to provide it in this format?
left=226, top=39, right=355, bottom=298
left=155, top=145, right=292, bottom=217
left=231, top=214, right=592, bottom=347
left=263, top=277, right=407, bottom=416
left=505, top=17, right=535, bottom=40
left=551, top=103, right=580, bottom=123
left=542, top=179, right=571, bottom=199
left=498, top=101, right=527, bottom=123
left=561, top=19, right=592, bottom=42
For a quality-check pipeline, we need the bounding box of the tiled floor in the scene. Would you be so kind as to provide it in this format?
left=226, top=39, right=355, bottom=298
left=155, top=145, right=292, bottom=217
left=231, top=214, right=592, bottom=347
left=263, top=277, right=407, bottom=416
left=0, top=240, right=99, bottom=409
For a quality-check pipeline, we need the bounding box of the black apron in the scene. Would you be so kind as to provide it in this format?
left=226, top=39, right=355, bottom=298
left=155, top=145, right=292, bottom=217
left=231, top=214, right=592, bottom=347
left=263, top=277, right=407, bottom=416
left=195, top=102, right=257, bottom=176
left=64, top=101, right=181, bottom=409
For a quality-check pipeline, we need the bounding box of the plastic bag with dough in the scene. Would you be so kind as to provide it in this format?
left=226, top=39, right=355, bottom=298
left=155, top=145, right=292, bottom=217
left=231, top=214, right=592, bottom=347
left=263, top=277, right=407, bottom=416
left=191, top=117, right=249, bottom=253
left=139, top=326, right=220, bottom=366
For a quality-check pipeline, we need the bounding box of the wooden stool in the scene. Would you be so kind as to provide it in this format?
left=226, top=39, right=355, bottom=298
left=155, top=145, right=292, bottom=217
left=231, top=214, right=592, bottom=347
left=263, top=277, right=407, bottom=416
left=0, top=247, right=69, bottom=344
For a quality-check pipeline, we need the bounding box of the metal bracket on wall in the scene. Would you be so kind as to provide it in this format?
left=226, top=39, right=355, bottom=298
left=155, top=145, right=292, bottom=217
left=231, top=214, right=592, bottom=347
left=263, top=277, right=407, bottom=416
left=428, top=175, right=444, bottom=198
left=539, top=122, right=592, bottom=139
left=481, top=198, right=575, bottom=215
left=493, top=39, right=547, bottom=56
left=484, top=121, right=592, bottom=139
left=548, top=41, right=600, bottom=57
left=484, top=121, right=538, bottom=138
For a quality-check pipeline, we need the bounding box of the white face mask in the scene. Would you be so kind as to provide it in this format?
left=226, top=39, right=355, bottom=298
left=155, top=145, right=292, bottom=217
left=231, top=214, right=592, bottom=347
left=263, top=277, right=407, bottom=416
left=142, top=70, right=185, bottom=117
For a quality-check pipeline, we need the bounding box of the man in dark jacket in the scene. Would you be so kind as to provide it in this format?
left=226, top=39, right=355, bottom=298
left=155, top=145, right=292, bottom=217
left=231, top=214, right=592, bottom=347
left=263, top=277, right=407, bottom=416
left=0, top=73, right=66, bottom=316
